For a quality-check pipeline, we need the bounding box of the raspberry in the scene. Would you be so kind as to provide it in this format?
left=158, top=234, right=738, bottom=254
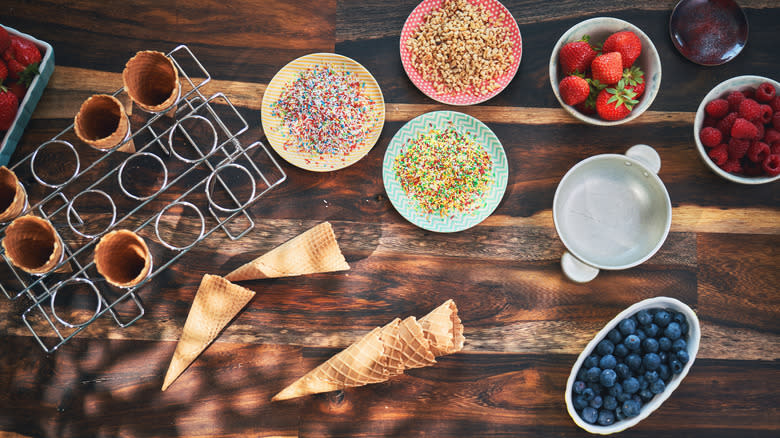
left=720, top=158, right=743, bottom=174
left=771, top=142, right=780, bottom=155
left=774, top=112, right=780, bottom=131
left=759, top=105, right=773, bottom=124
left=728, top=137, right=750, bottom=159
left=765, top=128, right=780, bottom=145
left=727, top=91, right=745, bottom=112
left=747, top=141, right=770, bottom=163
left=754, top=121, right=765, bottom=142
left=699, top=127, right=722, bottom=147
left=771, top=96, right=780, bottom=113
left=708, top=144, right=728, bottom=165
left=762, top=154, right=780, bottom=176
left=738, top=99, right=761, bottom=121
left=705, top=98, right=729, bottom=118
left=731, top=118, right=758, bottom=139
left=755, top=82, right=776, bottom=103
left=716, top=112, right=738, bottom=135
left=703, top=116, right=717, bottom=128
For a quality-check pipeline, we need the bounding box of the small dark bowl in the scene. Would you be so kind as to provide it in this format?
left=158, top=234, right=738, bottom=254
left=670, top=0, right=748, bottom=66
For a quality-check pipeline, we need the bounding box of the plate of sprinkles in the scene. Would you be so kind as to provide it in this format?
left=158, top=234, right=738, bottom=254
left=261, top=53, right=385, bottom=171
left=383, top=111, right=508, bottom=232
left=400, top=0, right=522, bottom=105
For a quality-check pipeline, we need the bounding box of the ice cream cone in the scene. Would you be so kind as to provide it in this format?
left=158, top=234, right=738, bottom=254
left=418, top=299, right=465, bottom=356
left=162, top=274, right=256, bottom=391
left=0, top=166, right=27, bottom=222
left=225, top=222, right=349, bottom=282
left=94, top=229, right=152, bottom=288
left=2, top=215, right=70, bottom=275
left=74, top=94, right=135, bottom=153
left=122, top=50, right=180, bottom=115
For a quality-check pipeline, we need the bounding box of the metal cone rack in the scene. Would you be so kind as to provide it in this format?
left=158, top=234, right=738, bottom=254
left=0, top=45, right=287, bottom=352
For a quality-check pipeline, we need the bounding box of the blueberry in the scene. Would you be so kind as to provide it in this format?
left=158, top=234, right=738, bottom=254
left=644, top=370, right=659, bottom=383
left=597, top=409, right=615, bottom=426
left=599, top=354, right=617, bottom=370
left=638, top=376, right=649, bottom=391
left=623, top=377, right=640, bottom=394
left=619, top=318, right=637, bottom=335
left=673, top=312, right=687, bottom=325
left=584, top=354, right=600, bottom=369
left=664, top=322, right=682, bottom=340
left=677, top=350, right=690, bottom=365
left=577, top=368, right=589, bottom=381
left=614, top=343, right=629, bottom=358
left=658, top=351, right=669, bottom=364
left=608, top=382, right=623, bottom=397
left=615, top=406, right=626, bottom=421
left=650, top=379, right=666, bottom=394
left=625, top=334, right=641, bottom=351
left=586, top=366, right=602, bottom=382
left=636, top=309, right=652, bottom=325
left=587, top=382, right=603, bottom=394
left=573, top=380, right=587, bottom=394
left=574, top=395, right=588, bottom=410
left=643, top=353, right=661, bottom=371
left=626, top=353, right=642, bottom=371
left=600, top=369, right=617, bottom=388
left=603, top=395, right=618, bottom=411
left=590, top=395, right=603, bottom=409
left=636, top=328, right=647, bottom=341
left=582, top=387, right=595, bottom=401
left=654, top=310, right=671, bottom=327
left=643, top=337, right=659, bottom=353
left=622, top=399, right=642, bottom=417
left=616, top=391, right=631, bottom=402
left=680, top=322, right=689, bottom=335
left=658, top=364, right=671, bottom=380
left=607, top=328, right=623, bottom=345
left=639, top=388, right=655, bottom=401
left=643, top=323, right=660, bottom=338
left=615, top=363, right=631, bottom=380
left=658, top=337, right=672, bottom=351
left=581, top=407, right=598, bottom=424
left=670, top=359, right=684, bottom=374
left=596, top=339, right=615, bottom=356
left=672, top=338, right=687, bottom=353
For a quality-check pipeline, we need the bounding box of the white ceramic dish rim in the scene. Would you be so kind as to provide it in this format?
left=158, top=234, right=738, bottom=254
left=549, top=17, right=662, bottom=126
left=693, top=75, right=780, bottom=184
left=564, top=296, right=701, bottom=434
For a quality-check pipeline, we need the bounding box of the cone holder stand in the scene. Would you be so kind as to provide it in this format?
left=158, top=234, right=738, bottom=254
left=0, top=45, right=287, bottom=352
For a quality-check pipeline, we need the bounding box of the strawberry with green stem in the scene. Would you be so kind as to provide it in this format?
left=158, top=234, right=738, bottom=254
left=559, top=35, right=597, bottom=76
left=622, top=65, right=645, bottom=98
left=596, top=79, right=639, bottom=121
left=3, top=35, right=41, bottom=83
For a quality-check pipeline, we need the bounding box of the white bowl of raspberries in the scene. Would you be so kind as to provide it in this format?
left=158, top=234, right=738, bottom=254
left=695, top=76, right=780, bottom=183
left=550, top=17, right=661, bottom=126
left=565, top=297, right=700, bottom=434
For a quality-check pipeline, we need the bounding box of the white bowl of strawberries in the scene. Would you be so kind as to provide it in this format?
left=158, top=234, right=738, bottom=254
left=550, top=17, right=661, bottom=126
left=694, top=76, right=780, bottom=184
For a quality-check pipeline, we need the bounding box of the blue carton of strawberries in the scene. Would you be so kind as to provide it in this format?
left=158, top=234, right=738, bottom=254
left=0, top=24, right=55, bottom=166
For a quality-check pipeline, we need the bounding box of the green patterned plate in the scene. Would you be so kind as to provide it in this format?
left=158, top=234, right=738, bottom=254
left=383, top=111, right=508, bottom=233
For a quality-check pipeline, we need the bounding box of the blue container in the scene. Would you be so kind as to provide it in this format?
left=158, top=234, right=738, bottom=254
left=0, top=25, right=55, bottom=166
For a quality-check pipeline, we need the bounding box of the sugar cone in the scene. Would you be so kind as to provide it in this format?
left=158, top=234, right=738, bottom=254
left=272, top=326, right=390, bottom=401
left=162, top=274, right=256, bottom=391
left=122, top=50, right=180, bottom=115
left=225, top=222, right=349, bottom=281
left=2, top=215, right=70, bottom=275
left=0, top=166, right=27, bottom=222
left=395, top=316, right=437, bottom=369
left=378, top=318, right=405, bottom=377
left=74, top=94, right=135, bottom=153
left=94, top=229, right=152, bottom=288
left=418, top=299, right=465, bottom=356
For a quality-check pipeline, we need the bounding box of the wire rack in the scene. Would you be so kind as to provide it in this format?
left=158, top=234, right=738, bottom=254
left=0, top=45, right=287, bottom=352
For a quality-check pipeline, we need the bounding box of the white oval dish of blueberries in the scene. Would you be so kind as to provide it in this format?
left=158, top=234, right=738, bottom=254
left=565, top=297, right=701, bottom=434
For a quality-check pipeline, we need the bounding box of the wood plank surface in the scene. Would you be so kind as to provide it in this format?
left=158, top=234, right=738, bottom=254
left=1, top=1, right=778, bottom=437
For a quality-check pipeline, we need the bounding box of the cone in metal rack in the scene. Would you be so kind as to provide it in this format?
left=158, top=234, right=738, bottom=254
left=1, top=215, right=70, bottom=275
left=74, top=94, right=135, bottom=153
left=162, top=274, right=256, bottom=391
left=225, top=222, right=349, bottom=282
left=0, top=166, right=27, bottom=222
left=94, top=229, right=152, bottom=288
left=418, top=299, right=465, bottom=356
left=122, top=50, right=180, bottom=115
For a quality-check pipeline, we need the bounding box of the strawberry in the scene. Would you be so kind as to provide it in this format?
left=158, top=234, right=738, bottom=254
left=621, top=65, right=645, bottom=98
left=559, top=35, right=597, bottom=75
left=591, top=52, right=623, bottom=85
left=6, top=81, right=26, bottom=101
left=0, top=85, right=20, bottom=131
left=0, top=26, right=10, bottom=54
left=3, top=35, right=41, bottom=84
left=575, top=77, right=608, bottom=115
left=559, top=75, right=590, bottom=105
left=602, top=31, right=642, bottom=69
left=595, top=80, right=638, bottom=121
left=0, top=59, right=7, bottom=84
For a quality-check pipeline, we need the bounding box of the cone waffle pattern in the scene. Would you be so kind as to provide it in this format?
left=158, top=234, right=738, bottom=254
left=1, top=215, right=67, bottom=275
left=162, top=275, right=256, bottom=391
left=94, top=229, right=152, bottom=288
left=419, top=299, right=465, bottom=356
left=225, top=222, right=349, bottom=281
left=0, top=166, right=27, bottom=222
left=272, top=300, right=463, bottom=401
left=74, top=94, right=134, bottom=152
left=122, top=50, right=180, bottom=113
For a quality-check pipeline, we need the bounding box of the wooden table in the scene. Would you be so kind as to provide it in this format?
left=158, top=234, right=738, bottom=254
left=1, top=1, right=778, bottom=437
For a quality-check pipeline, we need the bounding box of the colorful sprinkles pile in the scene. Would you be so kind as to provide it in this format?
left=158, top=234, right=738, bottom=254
left=270, top=64, right=376, bottom=160
left=393, top=125, right=493, bottom=217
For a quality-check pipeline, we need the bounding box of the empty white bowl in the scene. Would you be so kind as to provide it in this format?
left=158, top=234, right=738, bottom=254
left=549, top=17, right=662, bottom=126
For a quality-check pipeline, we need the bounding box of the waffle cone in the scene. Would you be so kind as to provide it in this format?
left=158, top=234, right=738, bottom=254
left=0, top=166, right=27, bottom=222
left=74, top=94, right=135, bottom=153
left=2, top=215, right=70, bottom=275
left=162, top=275, right=256, bottom=391
left=418, top=299, right=465, bottom=356
left=94, top=229, right=152, bottom=288
left=225, top=222, right=349, bottom=281
left=122, top=50, right=180, bottom=114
